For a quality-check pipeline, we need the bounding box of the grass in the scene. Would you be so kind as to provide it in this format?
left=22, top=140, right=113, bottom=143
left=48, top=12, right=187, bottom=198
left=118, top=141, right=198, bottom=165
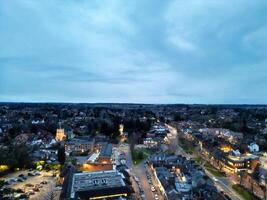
left=232, top=184, right=260, bottom=200
left=204, top=162, right=225, bottom=177
left=132, top=148, right=153, bottom=165
left=178, top=138, right=195, bottom=154
left=164, top=149, right=176, bottom=154
left=192, top=156, right=202, bottom=164
left=191, top=156, right=225, bottom=177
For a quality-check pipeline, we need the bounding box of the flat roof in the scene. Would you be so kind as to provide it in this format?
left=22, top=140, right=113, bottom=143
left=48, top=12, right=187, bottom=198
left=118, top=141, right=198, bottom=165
left=70, top=170, right=125, bottom=199
left=99, top=143, right=113, bottom=157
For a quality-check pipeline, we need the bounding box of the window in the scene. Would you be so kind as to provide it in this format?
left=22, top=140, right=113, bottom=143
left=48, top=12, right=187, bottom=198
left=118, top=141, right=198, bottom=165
left=93, top=180, right=99, bottom=185
left=102, top=179, right=107, bottom=184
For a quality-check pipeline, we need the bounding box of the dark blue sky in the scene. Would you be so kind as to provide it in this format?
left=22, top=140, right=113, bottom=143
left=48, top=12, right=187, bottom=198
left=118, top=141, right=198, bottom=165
left=1, top=0, right=267, bottom=104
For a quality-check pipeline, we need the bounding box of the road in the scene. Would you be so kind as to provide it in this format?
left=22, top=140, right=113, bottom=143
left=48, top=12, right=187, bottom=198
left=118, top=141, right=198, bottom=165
left=133, top=161, right=155, bottom=200
left=121, top=142, right=161, bottom=200
left=167, top=124, right=243, bottom=200
left=119, top=143, right=142, bottom=199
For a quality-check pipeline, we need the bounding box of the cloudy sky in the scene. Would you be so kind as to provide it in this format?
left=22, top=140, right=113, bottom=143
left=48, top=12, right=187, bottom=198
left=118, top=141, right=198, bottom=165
left=0, top=0, right=267, bottom=104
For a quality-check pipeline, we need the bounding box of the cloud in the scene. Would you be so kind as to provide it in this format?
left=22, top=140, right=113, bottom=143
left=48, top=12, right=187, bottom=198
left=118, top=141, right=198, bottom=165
left=0, top=0, right=267, bottom=104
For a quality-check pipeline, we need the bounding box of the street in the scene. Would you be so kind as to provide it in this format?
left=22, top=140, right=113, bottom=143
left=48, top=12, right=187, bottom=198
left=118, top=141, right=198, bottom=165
left=121, top=142, right=163, bottom=200
left=167, top=124, right=243, bottom=200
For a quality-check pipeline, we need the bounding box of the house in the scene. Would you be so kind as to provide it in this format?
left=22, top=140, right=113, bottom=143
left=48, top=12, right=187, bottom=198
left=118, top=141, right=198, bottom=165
left=98, top=143, right=113, bottom=164
left=143, top=137, right=159, bottom=147
left=64, top=138, right=94, bottom=153
left=221, top=152, right=260, bottom=173
left=248, top=142, right=259, bottom=153
left=56, top=128, right=66, bottom=142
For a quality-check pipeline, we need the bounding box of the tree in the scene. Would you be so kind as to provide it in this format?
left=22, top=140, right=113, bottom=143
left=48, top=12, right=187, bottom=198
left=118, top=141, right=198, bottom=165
left=57, top=146, right=66, bottom=165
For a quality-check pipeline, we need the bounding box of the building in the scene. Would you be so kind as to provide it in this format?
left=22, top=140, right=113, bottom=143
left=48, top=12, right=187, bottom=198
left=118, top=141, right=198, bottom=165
left=221, top=152, right=260, bottom=173
left=69, top=170, right=132, bottom=200
left=143, top=137, right=159, bottom=147
left=56, top=128, right=66, bottom=142
left=248, top=142, right=259, bottom=153
left=149, top=154, right=212, bottom=200
left=79, top=143, right=114, bottom=172
left=97, top=143, right=113, bottom=164
left=64, top=138, right=94, bottom=153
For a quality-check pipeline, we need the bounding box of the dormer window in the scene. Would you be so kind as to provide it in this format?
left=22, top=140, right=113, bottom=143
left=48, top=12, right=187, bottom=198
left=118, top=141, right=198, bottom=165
left=102, top=179, right=107, bottom=184
left=93, top=180, right=99, bottom=185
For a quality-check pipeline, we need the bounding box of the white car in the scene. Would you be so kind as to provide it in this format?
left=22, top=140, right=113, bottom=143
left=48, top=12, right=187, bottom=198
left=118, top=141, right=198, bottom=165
left=213, top=177, right=218, bottom=182
left=134, top=176, right=139, bottom=182
left=151, top=186, right=156, bottom=192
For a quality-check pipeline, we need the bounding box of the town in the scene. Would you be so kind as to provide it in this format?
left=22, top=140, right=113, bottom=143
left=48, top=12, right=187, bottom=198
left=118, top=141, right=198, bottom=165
left=0, top=103, right=267, bottom=200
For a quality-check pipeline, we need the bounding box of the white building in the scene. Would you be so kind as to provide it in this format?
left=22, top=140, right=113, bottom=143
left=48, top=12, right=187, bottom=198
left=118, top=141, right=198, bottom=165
left=248, top=143, right=259, bottom=153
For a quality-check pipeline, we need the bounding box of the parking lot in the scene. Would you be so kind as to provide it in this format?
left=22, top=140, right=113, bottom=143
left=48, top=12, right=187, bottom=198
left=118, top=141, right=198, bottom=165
left=2, top=170, right=59, bottom=200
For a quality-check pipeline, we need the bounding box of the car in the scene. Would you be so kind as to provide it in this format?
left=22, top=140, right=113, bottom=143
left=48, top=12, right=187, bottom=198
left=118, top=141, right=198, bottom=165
left=213, top=177, right=218, bottom=182
left=19, top=194, right=29, bottom=199
left=28, top=191, right=35, bottom=196
left=27, top=172, right=34, bottom=176
left=14, top=193, right=23, bottom=198
left=16, top=189, right=24, bottom=193
left=224, top=194, right=232, bottom=200
left=40, top=181, right=48, bottom=185
left=151, top=186, right=156, bottom=192
left=17, top=178, right=24, bottom=182
left=34, top=172, right=41, bottom=176
left=18, top=174, right=25, bottom=177
left=33, top=188, right=39, bottom=192
left=134, top=176, right=139, bottom=182
left=25, top=183, right=34, bottom=187
left=4, top=180, right=11, bottom=185
left=55, top=186, right=62, bottom=190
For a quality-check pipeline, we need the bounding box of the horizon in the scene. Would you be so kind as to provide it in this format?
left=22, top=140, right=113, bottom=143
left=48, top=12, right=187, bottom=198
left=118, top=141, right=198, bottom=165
left=1, top=101, right=267, bottom=107
left=1, top=1, right=267, bottom=104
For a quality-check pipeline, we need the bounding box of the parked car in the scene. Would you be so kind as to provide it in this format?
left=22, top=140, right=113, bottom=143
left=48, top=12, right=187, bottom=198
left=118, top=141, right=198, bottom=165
left=134, top=176, right=139, bottom=182
left=17, top=178, right=24, bottom=182
left=25, top=183, right=34, bottom=187
left=19, top=193, right=29, bottom=199
left=27, top=172, right=34, bottom=176
left=27, top=191, right=35, bottom=196
left=15, top=188, right=24, bottom=193
left=35, top=172, right=41, bottom=176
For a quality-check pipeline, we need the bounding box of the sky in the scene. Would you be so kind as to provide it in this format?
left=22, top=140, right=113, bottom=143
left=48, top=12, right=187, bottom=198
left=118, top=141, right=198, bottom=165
left=0, top=0, right=267, bottom=104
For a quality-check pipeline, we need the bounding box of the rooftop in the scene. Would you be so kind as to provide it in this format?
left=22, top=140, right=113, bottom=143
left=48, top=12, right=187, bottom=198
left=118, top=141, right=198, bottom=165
left=99, top=143, right=113, bottom=157
left=70, top=170, right=126, bottom=199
